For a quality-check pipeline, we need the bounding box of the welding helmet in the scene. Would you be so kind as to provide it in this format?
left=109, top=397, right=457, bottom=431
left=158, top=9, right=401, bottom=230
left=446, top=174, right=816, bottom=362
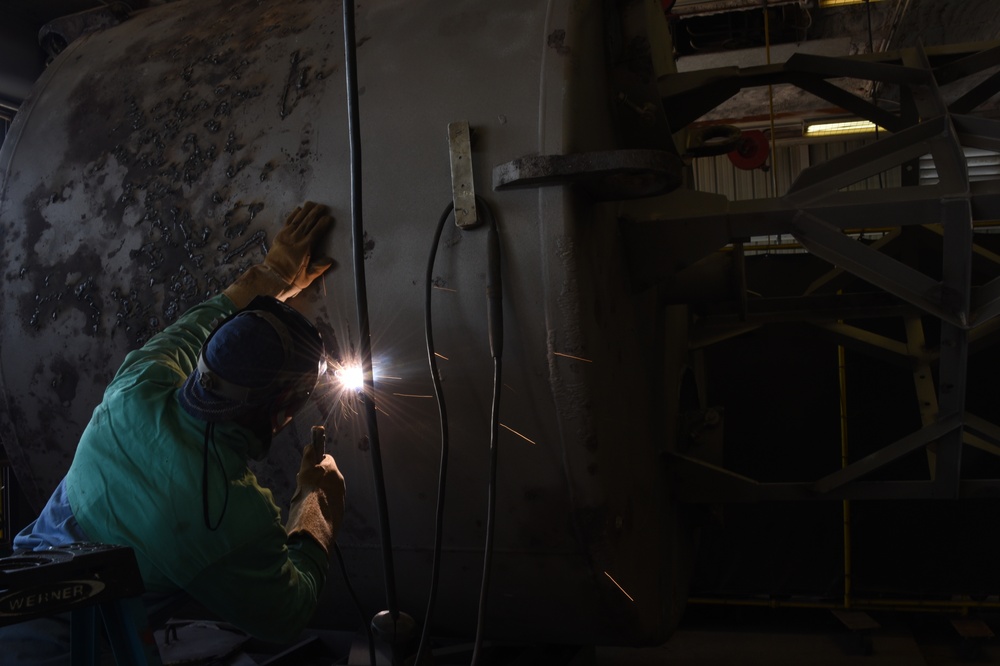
left=179, top=296, right=326, bottom=433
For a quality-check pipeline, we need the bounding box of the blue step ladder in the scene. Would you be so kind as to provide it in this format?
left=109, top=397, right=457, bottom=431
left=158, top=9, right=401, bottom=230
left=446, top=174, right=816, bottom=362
left=0, top=543, right=161, bottom=665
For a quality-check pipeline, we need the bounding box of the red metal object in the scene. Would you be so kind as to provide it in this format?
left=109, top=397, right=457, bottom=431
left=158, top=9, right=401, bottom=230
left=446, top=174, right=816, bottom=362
left=727, top=129, right=770, bottom=170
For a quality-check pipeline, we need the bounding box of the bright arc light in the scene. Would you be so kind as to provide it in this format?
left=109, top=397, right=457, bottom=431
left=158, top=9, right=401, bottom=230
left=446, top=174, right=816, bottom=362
left=335, top=364, right=366, bottom=391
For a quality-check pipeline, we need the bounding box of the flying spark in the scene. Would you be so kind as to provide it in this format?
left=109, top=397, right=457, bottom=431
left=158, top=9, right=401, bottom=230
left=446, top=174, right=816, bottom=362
left=500, top=423, right=536, bottom=445
left=604, top=571, right=635, bottom=602
left=553, top=351, right=593, bottom=363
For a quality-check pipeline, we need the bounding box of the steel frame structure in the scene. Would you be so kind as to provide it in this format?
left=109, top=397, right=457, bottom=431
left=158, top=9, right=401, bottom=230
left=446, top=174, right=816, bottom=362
left=623, top=40, right=1000, bottom=501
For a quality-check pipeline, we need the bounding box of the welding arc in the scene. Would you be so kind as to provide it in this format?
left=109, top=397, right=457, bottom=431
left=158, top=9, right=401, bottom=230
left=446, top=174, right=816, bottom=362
left=343, top=0, right=399, bottom=629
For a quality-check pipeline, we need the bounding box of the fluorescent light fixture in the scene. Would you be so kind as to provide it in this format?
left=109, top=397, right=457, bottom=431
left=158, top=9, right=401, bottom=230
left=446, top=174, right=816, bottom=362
left=818, top=0, right=884, bottom=7
left=804, top=120, right=885, bottom=136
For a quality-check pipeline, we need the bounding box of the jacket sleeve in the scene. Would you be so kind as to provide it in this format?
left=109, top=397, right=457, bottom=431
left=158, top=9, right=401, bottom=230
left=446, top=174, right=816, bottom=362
left=182, top=529, right=329, bottom=644
left=114, top=294, right=239, bottom=382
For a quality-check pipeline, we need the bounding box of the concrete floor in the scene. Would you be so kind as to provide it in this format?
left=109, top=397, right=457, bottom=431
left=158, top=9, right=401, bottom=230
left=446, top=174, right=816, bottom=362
left=592, top=608, right=1000, bottom=666
left=149, top=615, right=1000, bottom=665
left=595, top=630, right=997, bottom=666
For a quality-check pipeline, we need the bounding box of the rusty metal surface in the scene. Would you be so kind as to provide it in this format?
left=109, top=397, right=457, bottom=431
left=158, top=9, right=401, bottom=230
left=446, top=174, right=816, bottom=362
left=0, top=0, right=332, bottom=508
left=0, top=0, right=689, bottom=646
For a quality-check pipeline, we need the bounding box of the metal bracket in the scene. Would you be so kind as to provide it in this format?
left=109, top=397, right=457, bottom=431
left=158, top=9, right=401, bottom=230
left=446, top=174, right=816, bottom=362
left=492, top=149, right=683, bottom=201
left=448, top=121, right=478, bottom=229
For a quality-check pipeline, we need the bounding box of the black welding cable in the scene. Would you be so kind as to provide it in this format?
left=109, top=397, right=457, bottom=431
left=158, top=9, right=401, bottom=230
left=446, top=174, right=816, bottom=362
left=414, top=201, right=455, bottom=665
left=201, top=423, right=230, bottom=531
left=343, top=0, right=399, bottom=620
left=483, top=200, right=503, bottom=361
left=416, top=198, right=503, bottom=665
left=470, top=356, right=502, bottom=666
left=471, top=198, right=503, bottom=666
left=335, top=543, right=377, bottom=666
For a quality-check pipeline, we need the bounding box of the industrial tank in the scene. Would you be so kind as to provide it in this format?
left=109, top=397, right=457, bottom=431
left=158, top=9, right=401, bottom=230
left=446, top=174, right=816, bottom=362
left=0, top=0, right=692, bottom=646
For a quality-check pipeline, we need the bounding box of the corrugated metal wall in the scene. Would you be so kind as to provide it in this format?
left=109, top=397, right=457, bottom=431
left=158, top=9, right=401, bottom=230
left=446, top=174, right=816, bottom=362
left=692, top=134, right=1000, bottom=199
left=691, top=141, right=800, bottom=200
left=691, top=135, right=902, bottom=199
left=812, top=137, right=904, bottom=190
left=691, top=132, right=1000, bottom=253
left=920, top=146, right=1000, bottom=184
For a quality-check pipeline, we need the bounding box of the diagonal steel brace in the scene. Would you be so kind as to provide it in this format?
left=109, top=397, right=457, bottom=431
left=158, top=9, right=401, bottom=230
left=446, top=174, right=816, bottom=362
left=791, top=212, right=965, bottom=327
left=814, top=413, right=963, bottom=493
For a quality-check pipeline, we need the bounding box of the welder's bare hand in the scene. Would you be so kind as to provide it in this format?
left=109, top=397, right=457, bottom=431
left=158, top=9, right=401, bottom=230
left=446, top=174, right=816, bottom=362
left=264, top=201, right=335, bottom=295
left=286, top=441, right=346, bottom=556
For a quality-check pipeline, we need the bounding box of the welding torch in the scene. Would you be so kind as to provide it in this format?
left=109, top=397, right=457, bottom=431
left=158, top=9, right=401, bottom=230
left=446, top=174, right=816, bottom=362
left=311, top=425, right=326, bottom=460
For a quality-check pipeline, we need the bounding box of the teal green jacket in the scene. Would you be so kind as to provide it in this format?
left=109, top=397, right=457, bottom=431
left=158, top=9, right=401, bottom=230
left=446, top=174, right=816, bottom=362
left=65, top=294, right=328, bottom=644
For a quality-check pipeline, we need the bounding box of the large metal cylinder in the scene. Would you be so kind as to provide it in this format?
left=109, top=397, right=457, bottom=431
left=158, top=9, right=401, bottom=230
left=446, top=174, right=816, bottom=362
left=0, top=0, right=690, bottom=645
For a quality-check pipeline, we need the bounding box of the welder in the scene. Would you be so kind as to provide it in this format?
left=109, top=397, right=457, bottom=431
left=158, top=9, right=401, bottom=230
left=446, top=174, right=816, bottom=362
left=0, top=201, right=346, bottom=664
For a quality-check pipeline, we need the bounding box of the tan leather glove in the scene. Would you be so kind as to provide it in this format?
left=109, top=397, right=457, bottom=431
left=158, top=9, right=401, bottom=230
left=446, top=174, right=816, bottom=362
left=286, top=441, right=346, bottom=556
left=224, top=201, right=335, bottom=307
left=264, top=201, right=335, bottom=293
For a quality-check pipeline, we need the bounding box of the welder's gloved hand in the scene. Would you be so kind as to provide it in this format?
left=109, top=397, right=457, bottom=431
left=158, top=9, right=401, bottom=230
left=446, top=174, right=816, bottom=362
left=264, top=201, right=335, bottom=296
left=286, top=441, right=346, bottom=556
left=224, top=201, right=335, bottom=307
